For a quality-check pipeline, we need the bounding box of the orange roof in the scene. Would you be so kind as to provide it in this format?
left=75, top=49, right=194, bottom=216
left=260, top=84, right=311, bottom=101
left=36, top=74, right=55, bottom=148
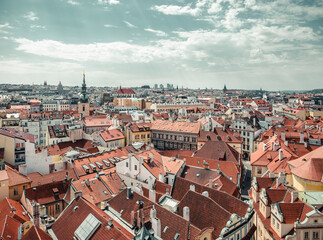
left=100, top=129, right=124, bottom=142
left=151, top=120, right=200, bottom=134
left=288, top=146, right=323, bottom=182
left=5, top=166, right=31, bottom=187
left=83, top=115, right=112, bottom=127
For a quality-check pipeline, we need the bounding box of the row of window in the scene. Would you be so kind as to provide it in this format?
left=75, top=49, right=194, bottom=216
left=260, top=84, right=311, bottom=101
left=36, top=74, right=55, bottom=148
left=152, top=133, right=197, bottom=142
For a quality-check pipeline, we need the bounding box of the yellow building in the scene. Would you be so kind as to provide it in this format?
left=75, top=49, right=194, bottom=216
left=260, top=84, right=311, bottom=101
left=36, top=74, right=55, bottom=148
left=0, top=165, right=31, bottom=202
left=125, top=122, right=152, bottom=145
left=287, top=146, right=323, bottom=192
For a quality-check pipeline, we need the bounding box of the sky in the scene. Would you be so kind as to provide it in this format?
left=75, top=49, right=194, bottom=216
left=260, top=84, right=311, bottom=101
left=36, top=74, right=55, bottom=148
left=0, top=0, right=322, bottom=90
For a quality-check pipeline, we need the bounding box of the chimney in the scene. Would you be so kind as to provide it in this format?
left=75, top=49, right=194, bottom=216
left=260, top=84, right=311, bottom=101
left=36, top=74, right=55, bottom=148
left=299, top=132, right=304, bottom=143
left=158, top=173, right=164, bottom=183
left=203, top=160, right=209, bottom=169
left=107, top=218, right=113, bottom=229
left=18, top=165, right=27, bottom=176
left=65, top=171, right=69, bottom=181
left=150, top=206, right=157, bottom=219
left=279, top=149, right=283, bottom=161
left=291, top=191, right=298, bottom=203
left=149, top=153, right=154, bottom=163
left=271, top=141, right=275, bottom=150
left=189, top=184, right=195, bottom=192
left=281, top=131, right=286, bottom=141
left=148, top=176, right=154, bottom=190
left=32, top=201, right=40, bottom=228
left=151, top=216, right=161, bottom=238
left=253, top=117, right=256, bottom=126
left=202, top=191, right=209, bottom=197
left=209, top=177, right=213, bottom=188
left=74, top=191, right=82, bottom=199
left=131, top=210, right=136, bottom=226
left=284, top=140, right=288, bottom=147
left=263, top=143, right=267, bottom=152
left=183, top=206, right=190, bottom=221
left=126, top=187, right=132, bottom=199
left=149, top=189, right=156, bottom=203
left=304, top=142, right=308, bottom=148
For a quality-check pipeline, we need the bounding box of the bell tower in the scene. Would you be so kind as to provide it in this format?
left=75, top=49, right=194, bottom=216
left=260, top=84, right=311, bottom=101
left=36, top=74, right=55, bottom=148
left=78, top=72, right=90, bottom=117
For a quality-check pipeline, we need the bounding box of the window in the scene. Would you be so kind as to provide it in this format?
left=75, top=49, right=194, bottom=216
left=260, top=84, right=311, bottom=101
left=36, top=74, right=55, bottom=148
left=257, top=168, right=262, bottom=174
left=313, top=232, right=319, bottom=239
left=126, top=162, right=129, bottom=168
left=237, top=233, right=240, bottom=240
left=147, top=134, right=150, bottom=138
left=276, top=223, right=279, bottom=230
left=304, top=232, right=309, bottom=239
left=134, top=165, right=137, bottom=171
left=55, top=203, right=60, bottom=212
left=14, top=188, right=18, bottom=195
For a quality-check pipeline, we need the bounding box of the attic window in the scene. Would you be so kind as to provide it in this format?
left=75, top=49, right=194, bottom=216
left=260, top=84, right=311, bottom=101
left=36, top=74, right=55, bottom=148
left=174, top=233, right=180, bottom=240
left=163, top=226, right=168, bottom=233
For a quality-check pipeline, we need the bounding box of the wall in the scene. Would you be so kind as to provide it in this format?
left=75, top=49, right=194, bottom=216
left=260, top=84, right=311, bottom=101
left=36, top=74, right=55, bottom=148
left=0, top=134, right=15, bottom=165
left=0, top=178, right=9, bottom=201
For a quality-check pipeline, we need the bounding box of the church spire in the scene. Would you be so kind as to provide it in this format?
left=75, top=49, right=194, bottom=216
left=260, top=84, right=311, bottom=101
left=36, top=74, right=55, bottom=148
left=80, top=72, right=88, bottom=103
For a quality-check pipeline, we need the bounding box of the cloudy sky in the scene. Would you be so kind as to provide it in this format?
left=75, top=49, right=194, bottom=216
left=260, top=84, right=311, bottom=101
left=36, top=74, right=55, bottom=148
left=0, top=0, right=322, bottom=90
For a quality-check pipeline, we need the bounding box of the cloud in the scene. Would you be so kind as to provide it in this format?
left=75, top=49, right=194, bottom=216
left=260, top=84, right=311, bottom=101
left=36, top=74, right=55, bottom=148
left=98, top=0, right=120, bottom=6
left=144, top=28, right=167, bottom=37
left=0, top=23, right=12, bottom=34
left=104, top=24, right=117, bottom=28
left=123, top=21, right=136, bottom=28
left=23, top=11, right=39, bottom=21
left=151, top=4, right=200, bottom=16
left=30, top=25, right=46, bottom=29
left=67, top=0, right=80, bottom=5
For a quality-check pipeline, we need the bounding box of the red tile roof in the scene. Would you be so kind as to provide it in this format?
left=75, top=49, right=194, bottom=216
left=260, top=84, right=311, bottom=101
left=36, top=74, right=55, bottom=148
left=116, top=88, right=136, bottom=95
left=127, top=122, right=152, bottom=132
left=51, top=197, right=132, bottom=240
left=47, top=139, right=99, bottom=156
left=288, top=146, right=323, bottom=182
left=0, top=215, right=22, bottom=240
left=151, top=120, right=200, bottom=134
left=171, top=177, right=248, bottom=217
left=100, top=129, right=124, bottom=142
left=21, top=226, right=52, bottom=240
left=193, top=141, right=240, bottom=165
left=0, top=198, right=30, bottom=223
left=0, top=128, right=35, bottom=143
left=199, top=128, right=242, bottom=143
left=5, top=166, right=31, bottom=187
left=24, top=179, right=71, bottom=205
left=28, top=169, right=77, bottom=187
left=177, top=190, right=231, bottom=238
left=83, top=115, right=112, bottom=127
left=107, top=189, right=202, bottom=240
left=278, top=203, right=313, bottom=224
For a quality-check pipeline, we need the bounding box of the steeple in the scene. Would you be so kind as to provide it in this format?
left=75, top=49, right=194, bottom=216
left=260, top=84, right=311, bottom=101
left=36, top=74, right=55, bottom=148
left=80, top=72, right=88, bottom=103
left=223, top=84, right=227, bottom=93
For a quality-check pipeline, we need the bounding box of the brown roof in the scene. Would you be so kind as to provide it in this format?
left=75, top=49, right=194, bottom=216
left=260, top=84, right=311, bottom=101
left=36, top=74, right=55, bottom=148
left=193, top=141, right=240, bottom=165
left=21, top=226, right=52, bottom=240
left=278, top=203, right=313, bottom=224
left=255, top=177, right=275, bottom=192
left=265, top=189, right=287, bottom=205
left=198, top=128, right=242, bottom=143
left=25, top=179, right=71, bottom=205
left=171, top=177, right=247, bottom=217
left=28, top=169, right=77, bottom=187
left=51, top=197, right=132, bottom=240
left=128, top=122, right=152, bottom=132
left=177, top=190, right=231, bottom=238
left=107, top=189, right=202, bottom=240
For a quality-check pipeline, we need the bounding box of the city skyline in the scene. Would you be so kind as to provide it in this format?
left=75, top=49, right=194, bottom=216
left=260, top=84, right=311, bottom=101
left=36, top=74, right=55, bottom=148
left=0, top=0, right=323, bottom=90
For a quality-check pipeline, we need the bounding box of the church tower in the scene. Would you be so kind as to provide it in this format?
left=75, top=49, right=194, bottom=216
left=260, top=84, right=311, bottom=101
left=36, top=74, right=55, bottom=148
left=223, top=84, right=227, bottom=93
left=78, top=73, right=90, bottom=117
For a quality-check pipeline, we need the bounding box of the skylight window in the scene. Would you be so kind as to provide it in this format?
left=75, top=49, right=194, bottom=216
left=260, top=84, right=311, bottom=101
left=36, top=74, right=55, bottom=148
left=74, top=213, right=101, bottom=240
